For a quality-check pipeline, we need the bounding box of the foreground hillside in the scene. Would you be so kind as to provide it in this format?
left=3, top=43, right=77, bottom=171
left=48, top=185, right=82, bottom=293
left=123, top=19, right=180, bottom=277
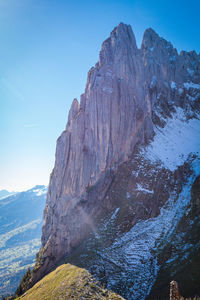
left=15, top=264, right=124, bottom=300
left=0, top=186, right=47, bottom=297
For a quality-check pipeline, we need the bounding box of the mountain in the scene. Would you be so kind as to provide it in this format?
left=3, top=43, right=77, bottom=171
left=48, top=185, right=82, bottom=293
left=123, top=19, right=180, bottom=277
left=24, top=23, right=200, bottom=299
left=0, top=185, right=47, bottom=298
left=0, top=190, right=16, bottom=200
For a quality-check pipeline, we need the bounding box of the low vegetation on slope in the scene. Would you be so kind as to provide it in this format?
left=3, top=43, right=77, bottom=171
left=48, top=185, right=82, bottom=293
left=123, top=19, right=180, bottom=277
left=15, top=264, right=124, bottom=300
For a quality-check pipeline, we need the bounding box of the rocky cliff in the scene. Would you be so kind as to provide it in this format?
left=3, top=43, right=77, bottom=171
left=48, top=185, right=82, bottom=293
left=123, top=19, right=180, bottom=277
left=30, top=23, right=200, bottom=298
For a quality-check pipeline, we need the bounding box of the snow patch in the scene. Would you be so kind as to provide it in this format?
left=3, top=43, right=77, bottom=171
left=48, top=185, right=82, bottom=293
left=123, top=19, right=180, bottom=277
left=170, top=56, right=176, bottom=62
left=178, top=88, right=184, bottom=95
left=187, top=94, right=196, bottom=101
left=32, top=187, right=47, bottom=196
left=132, top=169, right=139, bottom=177
left=170, top=81, right=176, bottom=89
left=126, top=192, right=131, bottom=199
left=184, top=82, right=200, bottom=90
left=157, top=93, right=161, bottom=100
left=102, top=86, right=113, bottom=94
left=144, top=107, right=200, bottom=171
left=136, top=184, right=153, bottom=194
left=110, top=207, right=120, bottom=220
left=150, top=76, right=156, bottom=89
left=187, top=68, right=194, bottom=76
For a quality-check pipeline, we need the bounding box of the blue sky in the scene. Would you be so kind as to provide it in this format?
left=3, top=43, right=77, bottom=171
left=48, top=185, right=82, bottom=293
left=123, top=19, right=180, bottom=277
left=1, top=0, right=200, bottom=191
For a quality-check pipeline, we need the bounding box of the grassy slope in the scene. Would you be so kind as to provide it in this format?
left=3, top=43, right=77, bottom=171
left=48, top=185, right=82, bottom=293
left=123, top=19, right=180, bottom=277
left=15, top=264, right=124, bottom=300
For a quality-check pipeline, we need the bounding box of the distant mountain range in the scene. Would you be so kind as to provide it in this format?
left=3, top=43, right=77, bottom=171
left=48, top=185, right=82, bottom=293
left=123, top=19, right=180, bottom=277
left=0, top=185, right=47, bottom=298
left=0, top=190, right=16, bottom=200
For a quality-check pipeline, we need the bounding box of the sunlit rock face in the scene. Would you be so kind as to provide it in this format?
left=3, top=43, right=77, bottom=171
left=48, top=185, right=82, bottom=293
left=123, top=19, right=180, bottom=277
left=33, top=23, right=200, bottom=297
left=41, top=23, right=155, bottom=267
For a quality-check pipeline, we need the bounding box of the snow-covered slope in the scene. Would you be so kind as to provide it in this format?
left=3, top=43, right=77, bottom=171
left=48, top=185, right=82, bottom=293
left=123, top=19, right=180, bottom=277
left=144, top=107, right=200, bottom=171
left=104, top=160, right=199, bottom=299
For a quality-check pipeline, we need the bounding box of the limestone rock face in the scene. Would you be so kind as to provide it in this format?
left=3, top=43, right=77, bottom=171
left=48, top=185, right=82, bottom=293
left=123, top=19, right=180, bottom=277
left=34, top=23, right=200, bottom=282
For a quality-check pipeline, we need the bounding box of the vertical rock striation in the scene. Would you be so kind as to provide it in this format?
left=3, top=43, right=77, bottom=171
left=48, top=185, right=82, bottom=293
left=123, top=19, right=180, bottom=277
left=33, top=23, right=200, bottom=283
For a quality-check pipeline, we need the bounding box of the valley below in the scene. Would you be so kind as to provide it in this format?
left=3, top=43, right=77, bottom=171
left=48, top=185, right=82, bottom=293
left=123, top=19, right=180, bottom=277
left=0, top=186, right=47, bottom=297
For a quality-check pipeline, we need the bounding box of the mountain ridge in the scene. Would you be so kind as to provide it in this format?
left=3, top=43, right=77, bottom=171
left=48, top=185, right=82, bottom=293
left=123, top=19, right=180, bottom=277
left=25, top=23, right=200, bottom=299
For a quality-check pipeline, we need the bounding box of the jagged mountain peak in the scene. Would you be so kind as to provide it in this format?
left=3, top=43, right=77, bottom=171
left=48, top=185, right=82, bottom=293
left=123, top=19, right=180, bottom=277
left=141, top=27, right=178, bottom=60
left=68, top=98, right=80, bottom=124
left=141, top=27, right=160, bottom=46
left=99, top=22, right=138, bottom=67
left=110, top=22, right=130, bottom=36
left=28, top=23, right=200, bottom=300
left=110, top=22, right=137, bottom=46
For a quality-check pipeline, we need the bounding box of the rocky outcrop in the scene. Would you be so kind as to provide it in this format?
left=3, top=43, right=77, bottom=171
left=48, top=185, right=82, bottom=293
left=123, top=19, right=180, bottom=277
left=170, top=281, right=181, bottom=300
left=32, top=23, right=200, bottom=286
left=169, top=280, right=200, bottom=300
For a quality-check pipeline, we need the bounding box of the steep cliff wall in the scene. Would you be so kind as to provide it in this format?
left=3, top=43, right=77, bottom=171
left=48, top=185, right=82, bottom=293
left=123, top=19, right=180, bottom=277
left=32, top=23, right=200, bottom=285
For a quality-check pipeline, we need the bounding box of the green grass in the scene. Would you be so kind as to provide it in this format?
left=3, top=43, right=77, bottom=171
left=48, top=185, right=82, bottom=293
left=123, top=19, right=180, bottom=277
left=15, top=264, right=124, bottom=300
